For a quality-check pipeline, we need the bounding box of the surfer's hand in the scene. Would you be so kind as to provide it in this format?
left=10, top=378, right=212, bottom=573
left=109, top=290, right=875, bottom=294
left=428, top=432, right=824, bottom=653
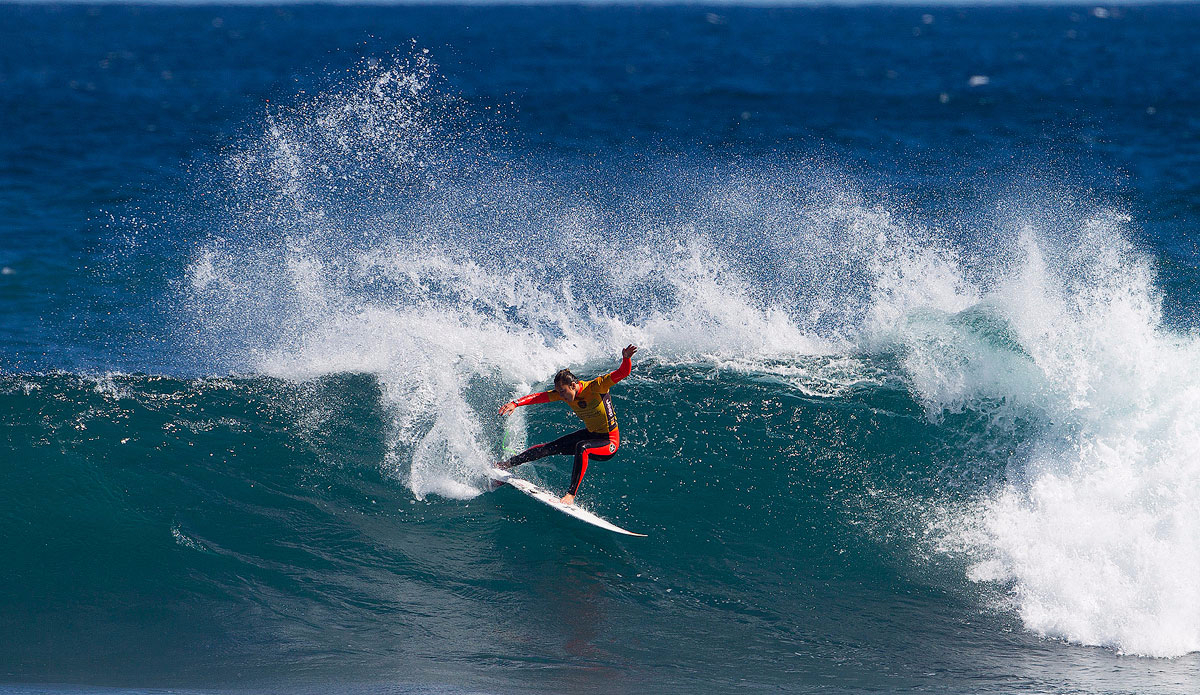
left=621, top=344, right=638, bottom=360
left=498, top=401, right=516, bottom=416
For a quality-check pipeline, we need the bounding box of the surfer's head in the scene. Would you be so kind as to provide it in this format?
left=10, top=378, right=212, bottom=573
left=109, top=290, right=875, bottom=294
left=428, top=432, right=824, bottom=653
left=554, top=369, right=580, bottom=401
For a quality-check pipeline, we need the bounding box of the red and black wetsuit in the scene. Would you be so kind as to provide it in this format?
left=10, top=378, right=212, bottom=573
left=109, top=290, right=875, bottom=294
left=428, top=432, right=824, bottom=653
left=501, top=356, right=631, bottom=496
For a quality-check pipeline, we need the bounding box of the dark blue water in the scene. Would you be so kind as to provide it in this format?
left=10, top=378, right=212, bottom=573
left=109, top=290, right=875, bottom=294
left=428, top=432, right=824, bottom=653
left=4, top=4, right=1200, bottom=694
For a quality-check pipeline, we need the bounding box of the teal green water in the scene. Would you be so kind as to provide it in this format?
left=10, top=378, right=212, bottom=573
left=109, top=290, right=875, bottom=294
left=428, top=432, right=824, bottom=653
left=0, top=364, right=987, bottom=688
left=0, top=357, right=1185, bottom=693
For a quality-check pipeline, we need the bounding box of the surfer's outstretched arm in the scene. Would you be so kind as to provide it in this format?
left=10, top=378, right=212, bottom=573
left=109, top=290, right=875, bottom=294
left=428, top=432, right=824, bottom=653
left=608, top=344, right=638, bottom=384
left=498, top=390, right=554, bottom=416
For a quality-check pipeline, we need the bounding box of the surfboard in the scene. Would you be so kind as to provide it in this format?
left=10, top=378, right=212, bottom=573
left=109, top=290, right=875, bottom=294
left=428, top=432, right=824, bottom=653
left=486, top=467, right=647, bottom=537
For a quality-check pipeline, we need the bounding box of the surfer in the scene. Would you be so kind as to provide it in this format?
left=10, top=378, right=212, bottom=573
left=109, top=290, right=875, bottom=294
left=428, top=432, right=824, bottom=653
left=497, top=345, right=638, bottom=505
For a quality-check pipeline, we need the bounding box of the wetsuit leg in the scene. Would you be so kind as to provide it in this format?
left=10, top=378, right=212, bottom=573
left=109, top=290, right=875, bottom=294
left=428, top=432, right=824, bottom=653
left=500, top=429, right=591, bottom=469
left=567, top=430, right=619, bottom=496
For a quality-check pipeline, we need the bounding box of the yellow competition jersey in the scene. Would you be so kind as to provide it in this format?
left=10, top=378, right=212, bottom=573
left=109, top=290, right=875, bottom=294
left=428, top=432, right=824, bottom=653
left=547, top=374, right=619, bottom=434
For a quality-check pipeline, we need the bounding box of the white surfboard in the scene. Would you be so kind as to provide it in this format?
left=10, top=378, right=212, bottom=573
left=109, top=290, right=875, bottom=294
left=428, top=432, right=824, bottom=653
left=486, top=467, right=647, bottom=537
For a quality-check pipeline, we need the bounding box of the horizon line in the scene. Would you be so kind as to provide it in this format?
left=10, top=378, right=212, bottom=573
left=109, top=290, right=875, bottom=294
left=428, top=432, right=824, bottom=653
left=3, top=0, right=1198, bottom=7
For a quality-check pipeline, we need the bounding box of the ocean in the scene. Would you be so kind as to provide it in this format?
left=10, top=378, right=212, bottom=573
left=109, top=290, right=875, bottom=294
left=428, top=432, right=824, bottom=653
left=3, top=3, right=1200, bottom=693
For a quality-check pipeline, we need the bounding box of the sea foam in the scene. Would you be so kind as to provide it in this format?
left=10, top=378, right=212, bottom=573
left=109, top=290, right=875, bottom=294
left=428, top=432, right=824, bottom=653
left=909, top=214, right=1200, bottom=657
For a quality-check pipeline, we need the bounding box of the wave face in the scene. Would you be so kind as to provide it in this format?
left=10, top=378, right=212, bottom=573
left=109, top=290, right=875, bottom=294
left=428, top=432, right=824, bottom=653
left=6, top=4, right=1200, bottom=693
left=174, top=50, right=1200, bottom=661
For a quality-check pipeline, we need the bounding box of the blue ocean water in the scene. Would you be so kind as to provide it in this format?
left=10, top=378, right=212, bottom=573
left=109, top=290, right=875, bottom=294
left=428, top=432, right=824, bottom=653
left=4, top=3, right=1200, bottom=693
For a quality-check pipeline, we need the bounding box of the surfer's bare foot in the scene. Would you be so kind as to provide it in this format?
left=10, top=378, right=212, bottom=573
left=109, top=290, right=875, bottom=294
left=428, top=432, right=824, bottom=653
left=559, top=493, right=575, bottom=505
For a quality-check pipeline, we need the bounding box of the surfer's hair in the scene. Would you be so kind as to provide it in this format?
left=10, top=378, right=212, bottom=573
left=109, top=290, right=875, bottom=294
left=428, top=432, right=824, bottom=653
left=553, top=369, right=579, bottom=387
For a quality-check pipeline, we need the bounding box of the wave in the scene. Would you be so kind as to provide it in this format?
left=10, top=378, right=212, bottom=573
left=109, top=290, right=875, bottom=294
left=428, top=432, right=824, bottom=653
left=19, top=53, right=1199, bottom=661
